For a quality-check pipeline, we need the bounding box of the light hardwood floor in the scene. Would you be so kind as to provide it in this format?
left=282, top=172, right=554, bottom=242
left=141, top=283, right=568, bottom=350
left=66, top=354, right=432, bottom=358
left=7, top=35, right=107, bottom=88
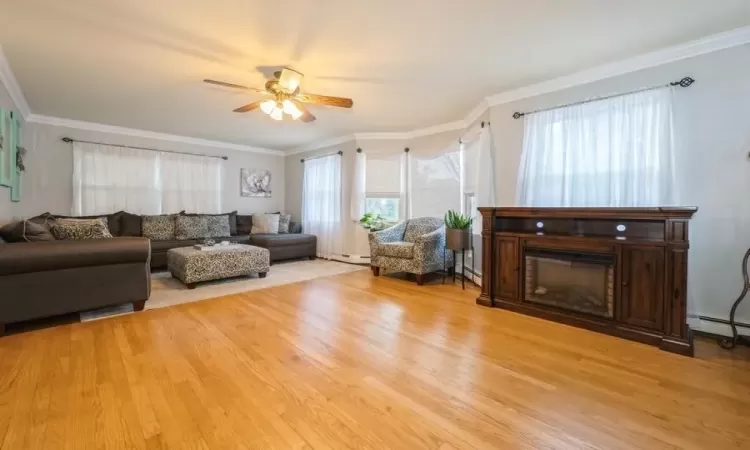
left=1, top=270, right=749, bottom=449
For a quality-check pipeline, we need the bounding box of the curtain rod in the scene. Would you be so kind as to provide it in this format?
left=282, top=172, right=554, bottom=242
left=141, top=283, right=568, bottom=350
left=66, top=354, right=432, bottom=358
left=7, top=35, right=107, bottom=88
left=61, top=137, right=228, bottom=160
left=300, top=150, right=343, bottom=163
left=511, top=77, right=695, bottom=119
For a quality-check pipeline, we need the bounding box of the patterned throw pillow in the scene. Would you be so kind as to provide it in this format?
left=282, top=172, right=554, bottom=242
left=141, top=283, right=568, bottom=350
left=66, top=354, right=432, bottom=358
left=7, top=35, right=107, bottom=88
left=142, top=214, right=177, bottom=240
left=236, top=215, right=253, bottom=235
left=278, top=214, right=292, bottom=234
left=49, top=218, right=113, bottom=240
left=175, top=215, right=209, bottom=240
left=206, top=215, right=231, bottom=238
left=251, top=214, right=280, bottom=234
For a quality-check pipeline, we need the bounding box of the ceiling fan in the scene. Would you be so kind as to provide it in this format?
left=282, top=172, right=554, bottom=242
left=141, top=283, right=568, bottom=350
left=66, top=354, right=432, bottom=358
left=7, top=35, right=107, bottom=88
left=204, top=68, right=353, bottom=122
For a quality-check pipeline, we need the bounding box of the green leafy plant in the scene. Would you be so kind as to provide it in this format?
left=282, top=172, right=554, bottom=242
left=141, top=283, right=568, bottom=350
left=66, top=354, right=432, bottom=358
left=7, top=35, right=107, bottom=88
left=359, top=212, right=386, bottom=230
left=444, top=210, right=473, bottom=230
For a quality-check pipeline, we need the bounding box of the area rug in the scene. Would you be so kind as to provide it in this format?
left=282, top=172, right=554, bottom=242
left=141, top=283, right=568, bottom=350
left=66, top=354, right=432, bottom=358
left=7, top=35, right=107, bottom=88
left=80, top=259, right=367, bottom=322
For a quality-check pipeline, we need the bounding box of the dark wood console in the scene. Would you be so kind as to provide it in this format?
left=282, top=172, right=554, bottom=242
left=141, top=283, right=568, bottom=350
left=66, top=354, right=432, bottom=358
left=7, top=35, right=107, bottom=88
left=477, top=207, right=698, bottom=356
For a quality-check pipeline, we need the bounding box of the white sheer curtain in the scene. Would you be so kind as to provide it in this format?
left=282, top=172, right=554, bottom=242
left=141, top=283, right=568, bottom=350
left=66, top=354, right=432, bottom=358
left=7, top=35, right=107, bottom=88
left=462, top=126, right=496, bottom=235
left=517, top=87, right=676, bottom=207
left=302, top=154, right=342, bottom=259
left=73, top=142, right=161, bottom=215
left=409, top=142, right=461, bottom=218
left=72, top=141, right=223, bottom=215
left=350, top=150, right=366, bottom=221
left=160, top=152, right=222, bottom=213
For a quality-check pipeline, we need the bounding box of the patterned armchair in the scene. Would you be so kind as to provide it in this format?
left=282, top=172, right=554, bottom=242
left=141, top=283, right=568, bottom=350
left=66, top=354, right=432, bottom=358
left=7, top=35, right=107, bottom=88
left=369, top=217, right=454, bottom=285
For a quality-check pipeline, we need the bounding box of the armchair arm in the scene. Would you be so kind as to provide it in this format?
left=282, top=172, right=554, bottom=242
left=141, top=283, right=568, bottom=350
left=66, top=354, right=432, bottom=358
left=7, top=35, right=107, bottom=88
left=369, top=221, right=406, bottom=244
left=414, top=226, right=451, bottom=268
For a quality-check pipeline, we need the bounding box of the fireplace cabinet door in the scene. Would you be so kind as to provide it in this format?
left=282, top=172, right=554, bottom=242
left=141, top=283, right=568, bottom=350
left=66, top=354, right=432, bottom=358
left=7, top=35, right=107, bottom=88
left=619, top=246, right=666, bottom=331
left=494, top=236, right=520, bottom=300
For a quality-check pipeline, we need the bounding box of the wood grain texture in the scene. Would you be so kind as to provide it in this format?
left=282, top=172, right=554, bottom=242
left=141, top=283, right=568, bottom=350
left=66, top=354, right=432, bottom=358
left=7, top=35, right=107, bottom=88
left=1, top=270, right=749, bottom=449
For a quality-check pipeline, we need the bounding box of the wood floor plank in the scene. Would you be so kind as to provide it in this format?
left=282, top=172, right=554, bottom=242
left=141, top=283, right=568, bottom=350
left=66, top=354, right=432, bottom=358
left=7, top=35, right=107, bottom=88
left=1, top=270, right=750, bottom=449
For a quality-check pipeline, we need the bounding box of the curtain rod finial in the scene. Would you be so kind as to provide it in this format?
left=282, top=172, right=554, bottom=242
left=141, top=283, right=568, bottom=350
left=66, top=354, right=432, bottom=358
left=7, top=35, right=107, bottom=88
left=356, top=148, right=362, bottom=153
left=512, top=112, right=524, bottom=119
left=300, top=158, right=305, bottom=163
left=404, top=147, right=410, bottom=153
left=62, top=137, right=73, bottom=143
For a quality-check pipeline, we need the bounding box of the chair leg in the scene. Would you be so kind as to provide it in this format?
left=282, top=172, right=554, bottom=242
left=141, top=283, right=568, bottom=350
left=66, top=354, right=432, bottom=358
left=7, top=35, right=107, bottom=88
left=372, top=267, right=380, bottom=276
left=416, top=274, right=425, bottom=286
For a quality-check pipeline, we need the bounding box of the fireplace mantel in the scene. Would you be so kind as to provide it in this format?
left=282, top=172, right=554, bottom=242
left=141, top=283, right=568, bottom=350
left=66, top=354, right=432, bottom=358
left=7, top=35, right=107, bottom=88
left=477, top=206, right=698, bottom=356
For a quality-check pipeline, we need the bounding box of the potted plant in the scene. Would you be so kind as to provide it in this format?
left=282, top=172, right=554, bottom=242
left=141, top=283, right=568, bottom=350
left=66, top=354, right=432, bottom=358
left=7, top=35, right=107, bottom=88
left=359, top=212, right=387, bottom=232
left=444, top=210, right=473, bottom=250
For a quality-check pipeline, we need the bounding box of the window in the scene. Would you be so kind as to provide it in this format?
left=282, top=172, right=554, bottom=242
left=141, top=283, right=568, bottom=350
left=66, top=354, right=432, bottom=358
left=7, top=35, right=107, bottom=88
left=517, top=88, right=675, bottom=207
left=365, top=152, right=404, bottom=221
left=409, top=146, right=461, bottom=219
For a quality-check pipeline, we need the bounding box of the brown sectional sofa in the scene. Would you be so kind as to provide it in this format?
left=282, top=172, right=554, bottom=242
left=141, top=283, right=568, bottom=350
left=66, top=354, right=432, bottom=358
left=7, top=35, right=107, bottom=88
left=0, top=211, right=316, bottom=335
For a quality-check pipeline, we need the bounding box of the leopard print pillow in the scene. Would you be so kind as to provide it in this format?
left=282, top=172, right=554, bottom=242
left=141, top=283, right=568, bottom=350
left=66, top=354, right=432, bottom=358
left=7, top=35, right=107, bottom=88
left=206, top=215, right=231, bottom=238
left=142, top=214, right=177, bottom=240
left=175, top=215, right=209, bottom=240
left=50, top=218, right=113, bottom=240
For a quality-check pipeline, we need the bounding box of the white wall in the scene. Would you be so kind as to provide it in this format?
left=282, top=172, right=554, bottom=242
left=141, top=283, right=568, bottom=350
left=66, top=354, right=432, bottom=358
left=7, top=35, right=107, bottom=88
left=3, top=121, right=285, bottom=220
left=487, top=44, right=750, bottom=331
left=0, top=76, right=21, bottom=220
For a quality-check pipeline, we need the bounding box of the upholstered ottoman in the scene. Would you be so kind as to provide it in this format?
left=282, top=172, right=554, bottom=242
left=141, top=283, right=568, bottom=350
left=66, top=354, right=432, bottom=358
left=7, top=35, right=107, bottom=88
left=167, top=244, right=270, bottom=289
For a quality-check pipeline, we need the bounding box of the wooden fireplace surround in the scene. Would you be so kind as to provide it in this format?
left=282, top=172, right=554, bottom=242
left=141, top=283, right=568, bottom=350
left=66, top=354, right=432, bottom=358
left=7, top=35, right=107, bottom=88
left=477, top=207, right=698, bottom=356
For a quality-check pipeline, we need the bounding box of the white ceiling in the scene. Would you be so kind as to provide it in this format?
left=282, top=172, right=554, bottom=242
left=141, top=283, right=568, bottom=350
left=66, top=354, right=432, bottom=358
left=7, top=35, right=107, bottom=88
left=1, top=0, right=748, bottom=151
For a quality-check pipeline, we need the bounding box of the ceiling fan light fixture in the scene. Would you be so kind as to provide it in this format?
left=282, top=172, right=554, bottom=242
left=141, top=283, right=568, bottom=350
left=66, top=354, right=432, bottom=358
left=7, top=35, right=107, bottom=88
left=278, top=68, right=303, bottom=92
left=260, top=100, right=276, bottom=114
left=282, top=100, right=303, bottom=120
left=269, top=107, right=283, bottom=121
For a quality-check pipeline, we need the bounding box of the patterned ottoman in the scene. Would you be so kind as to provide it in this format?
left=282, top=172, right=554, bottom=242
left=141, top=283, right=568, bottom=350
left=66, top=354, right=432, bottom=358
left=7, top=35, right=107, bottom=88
left=167, top=244, right=270, bottom=289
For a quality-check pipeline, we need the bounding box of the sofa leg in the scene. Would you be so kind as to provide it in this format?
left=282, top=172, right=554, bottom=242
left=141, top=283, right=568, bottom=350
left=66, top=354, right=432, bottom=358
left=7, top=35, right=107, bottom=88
left=309, top=255, right=316, bottom=260
left=416, top=274, right=425, bottom=286
left=133, top=300, right=146, bottom=312
left=258, top=272, right=267, bottom=278
left=0, top=323, right=5, bottom=337
left=372, top=267, right=380, bottom=276
left=187, top=283, right=197, bottom=290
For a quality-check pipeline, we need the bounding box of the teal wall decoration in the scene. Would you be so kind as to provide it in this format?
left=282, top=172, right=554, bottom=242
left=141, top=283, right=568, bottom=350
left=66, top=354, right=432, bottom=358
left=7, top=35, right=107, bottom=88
left=0, top=108, right=21, bottom=201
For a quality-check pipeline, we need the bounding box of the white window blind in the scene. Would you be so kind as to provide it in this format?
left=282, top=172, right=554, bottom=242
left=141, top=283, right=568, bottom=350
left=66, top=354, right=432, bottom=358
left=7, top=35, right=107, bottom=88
left=365, top=152, right=404, bottom=221
left=409, top=142, right=461, bottom=219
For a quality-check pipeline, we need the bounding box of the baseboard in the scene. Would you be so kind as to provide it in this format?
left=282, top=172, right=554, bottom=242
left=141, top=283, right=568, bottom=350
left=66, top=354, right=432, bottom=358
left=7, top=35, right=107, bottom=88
left=326, top=254, right=371, bottom=266
left=692, top=315, right=750, bottom=338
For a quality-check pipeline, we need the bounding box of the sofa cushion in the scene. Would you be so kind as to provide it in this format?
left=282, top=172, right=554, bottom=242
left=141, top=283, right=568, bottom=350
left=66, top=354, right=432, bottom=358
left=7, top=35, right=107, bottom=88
left=49, top=218, right=113, bottom=240
left=206, top=215, right=231, bottom=238
left=120, top=211, right=142, bottom=237
left=236, top=215, right=252, bottom=235
left=142, top=214, right=177, bottom=240
left=50, top=211, right=124, bottom=236
left=150, top=239, right=198, bottom=252
left=378, top=241, right=414, bottom=259
left=184, top=211, right=237, bottom=236
left=252, top=214, right=279, bottom=234
left=175, top=215, right=209, bottom=240
left=0, top=220, right=57, bottom=243
left=248, top=233, right=315, bottom=248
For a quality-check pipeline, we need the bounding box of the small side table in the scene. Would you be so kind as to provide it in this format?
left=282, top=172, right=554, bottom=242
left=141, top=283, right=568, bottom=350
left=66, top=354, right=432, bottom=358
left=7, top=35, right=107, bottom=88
left=443, top=232, right=474, bottom=290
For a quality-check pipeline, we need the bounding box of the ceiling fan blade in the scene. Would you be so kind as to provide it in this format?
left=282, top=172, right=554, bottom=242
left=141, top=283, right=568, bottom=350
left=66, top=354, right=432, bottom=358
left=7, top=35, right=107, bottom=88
left=233, top=101, right=262, bottom=113
left=295, top=93, right=353, bottom=108
left=278, top=68, right=304, bottom=93
left=204, top=79, right=265, bottom=93
left=292, top=100, right=316, bottom=122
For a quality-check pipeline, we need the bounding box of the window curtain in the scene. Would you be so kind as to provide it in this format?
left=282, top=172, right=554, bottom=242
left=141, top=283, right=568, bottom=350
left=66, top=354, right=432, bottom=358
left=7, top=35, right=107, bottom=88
left=462, top=126, right=496, bottom=235
left=160, top=152, right=222, bottom=213
left=517, top=87, right=676, bottom=207
left=350, top=151, right=366, bottom=221
left=409, top=142, right=461, bottom=219
left=302, top=154, right=342, bottom=258
left=72, top=142, right=222, bottom=215
left=73, top=142, right=161, bottom=215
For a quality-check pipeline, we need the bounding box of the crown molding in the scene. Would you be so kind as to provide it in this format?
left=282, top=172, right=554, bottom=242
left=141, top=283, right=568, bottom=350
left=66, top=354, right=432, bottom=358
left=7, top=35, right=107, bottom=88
left=0, top=45, right=31, bottom=119
left=290, top=25, right=750, bottom=154
left=26, top=114, right=284, bottom=156
left=486, top=25, right=750, bottom=106
left=285, top=134, right=356, bottom=155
